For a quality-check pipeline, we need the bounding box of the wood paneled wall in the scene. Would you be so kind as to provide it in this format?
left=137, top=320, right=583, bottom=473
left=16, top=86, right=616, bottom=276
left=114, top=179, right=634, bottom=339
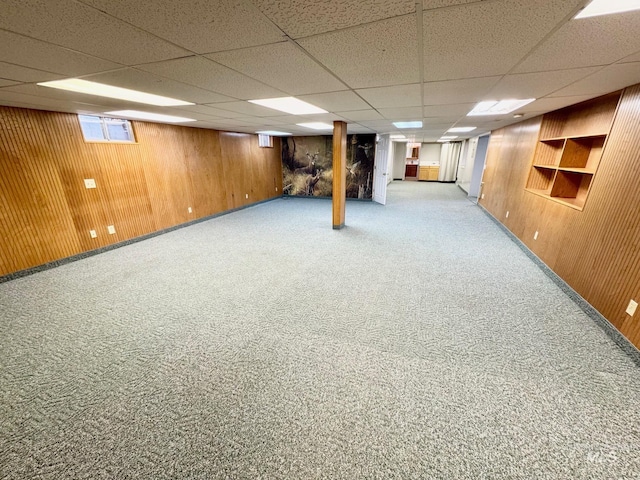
left=480, top=86, right=640, bottom=349
left=0, top=107, right=282, bottom=276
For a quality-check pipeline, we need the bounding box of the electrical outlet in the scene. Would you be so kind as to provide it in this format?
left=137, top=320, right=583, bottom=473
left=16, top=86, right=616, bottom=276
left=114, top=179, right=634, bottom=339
left=534, top=231, right=539, bottom=240
left=626, top=300, right=638, bottom=316
left=89, top=230, right=97, bottom=239
left=506, top=211, right=509, bottom=218
left=481, top=193, right=485, bottom=199
left=245, top=193, right=249, bottom=199
left=276, top=187, right=278, bottom=192
left=107, top=225, right=116, bottom=235
left=188, top=207, right=192, bottom=213
left=84, top=178, right=96, bottom=189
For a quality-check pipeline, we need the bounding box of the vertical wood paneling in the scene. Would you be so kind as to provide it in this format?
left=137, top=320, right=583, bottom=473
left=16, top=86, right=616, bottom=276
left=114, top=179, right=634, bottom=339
left=479, top=86, right=640, bottom=349
left=0, top=107, right=282, bottom=277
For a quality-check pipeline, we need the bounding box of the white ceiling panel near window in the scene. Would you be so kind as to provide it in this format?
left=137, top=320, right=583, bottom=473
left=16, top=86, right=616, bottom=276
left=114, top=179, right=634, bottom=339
left=81, top=69, right=237, bottom=105
left=356, top=84, right=422, bottom=109
left=512, top=95, right=596, bottom=114
left=514, top=10, right=640, bottom=73
left=208, top=101, right=293, bottom=117
left=137, top=57, right=286, bottom=100
left=549, top=62, right=640, bottom=97
left=0, top=89, right=109, bottom=113
left=423, top=0, right=583, bottom=81
left=423, top=76, right=500, bottom=105
left=487, top=67, right=601, bottom=99
left=298, top=15, right=419, bottom=89
left=253, top=0, right=416, bottom=39
left=0, top=30, right=120, bottom=77
left=378, top=106, right=424, bottom=120
left=77, top=0, right=285, bottom=54
left=207, top=42, right=347, bottom=95
left=0, top=0, right=189, bottom=65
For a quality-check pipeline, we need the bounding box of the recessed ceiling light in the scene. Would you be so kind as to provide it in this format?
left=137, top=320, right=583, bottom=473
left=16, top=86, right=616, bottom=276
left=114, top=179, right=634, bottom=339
left=467, top=99, right=535, bottom=116
left=105, top=110, right=196, bottom=123
left=390, top=134, right=406, bottom=139
left=513, top=113, right=524, bottom=118
left=256, top=130, right=292, bottom=136
left=575, top=0, right=640, bottom=18
left=438, top=136, right=458, bottom=142
left=37, top=79, right=194, bottom=106
left=393, top=121, right=423, bottom=129
left=297, top=122, right=333, bottom=130
left=248, top=97, right=327, bottom=115
left=447, top=127, right=477, bottom=133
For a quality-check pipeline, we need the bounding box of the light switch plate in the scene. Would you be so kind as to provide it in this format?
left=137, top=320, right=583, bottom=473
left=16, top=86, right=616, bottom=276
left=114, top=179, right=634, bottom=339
left=626, top=300, right=638, bottom=316
left=84, top=178, right=96, bottom=189
left=107, top=225, right=116, bottom=235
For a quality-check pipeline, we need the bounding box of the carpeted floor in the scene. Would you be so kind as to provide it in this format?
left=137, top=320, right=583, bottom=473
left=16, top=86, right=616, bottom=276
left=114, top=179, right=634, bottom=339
left=1, top=182, right=639, bottom=479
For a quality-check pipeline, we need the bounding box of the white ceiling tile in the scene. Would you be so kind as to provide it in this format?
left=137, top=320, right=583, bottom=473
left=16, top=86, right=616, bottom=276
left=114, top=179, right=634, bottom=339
left=174, top=104, right=244, bottom=119
left=487, top=67, right=601, bottom=99
left=0, top=62, right=63, bottom=83
left=138, top=57, right=286, bottom=100
left=424, top=0, right=581, bottom=81
left=347, top=125, right=376, bottom=134
left=334, top=110, right=384, bottom=121
left=82, top=69, right=236, bottom=105
left=207, top=42, right=346, bottom=95
left=298, top=15, right=419, bottom=89
left=378, top=106, right=423, bottom=119
left=422, top=117, right=461, bottom=125
left=298, top=91, right=371, bottom=111
left=193, top=101, right=284, bottom=117
left=423, top=103, right=475, bottom=116
left=358, top=120, right=397, bottom=128
left=356, top=84, right=422, bottom=109
left=0, top=79, right=20, bottom=87
left=0, top=89, right=107, bottom=113
left=0, top=30, right=120, bottom=77
left=423, top=77, right=500, bottom=105
left=512, top=95, right=596, bottom=114
left=423, top=0, right=483, bottom=9
left=254, top=0, right=415, bottom=39
left=0, top=0, right=189, bottom=65
left=619, top=50, right=640, bottom=63
left=515, top=10, right=640, bottom=73
left=549, top=63, right=640, bottom=97
left=77, top=0, right=285, bottom=53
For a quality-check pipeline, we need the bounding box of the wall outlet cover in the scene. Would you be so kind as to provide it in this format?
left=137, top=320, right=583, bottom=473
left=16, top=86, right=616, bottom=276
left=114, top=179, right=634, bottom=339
left=506, top=211, right=509, bottom=218
left=188, top=207, right=192, bottom=213
left=534, top=231, right=539, bottom=240
left=245, top=193, right=249, bottom=199
left=89, top=230, right=97, bottom=238
left=626, top=300, right=638, bottom=316
left=481, top=194, right=485, bottom=199
left=107, top=225, right=116, bottom=235
left=84, top=178, right=97, bottom=189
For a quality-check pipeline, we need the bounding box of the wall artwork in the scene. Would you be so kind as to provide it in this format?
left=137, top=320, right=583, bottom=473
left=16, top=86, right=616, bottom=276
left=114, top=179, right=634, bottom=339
left=282, top=134, right=376, bottom=199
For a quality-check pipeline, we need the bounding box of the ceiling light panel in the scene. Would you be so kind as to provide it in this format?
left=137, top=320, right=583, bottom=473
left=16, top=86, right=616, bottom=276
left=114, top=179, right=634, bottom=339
left=393, top=121, right=423, bottom=128
left=575, top=0, right=640, bottom=18
left=467, top=99, right=535, bottom=116
left=106, top=110, right=196, bottom=123
left=256, top=130, right=292, bottom=136
left=447, top=127, right=477, bottom=133
left=248, top=97, right=327, bottom=115
left=38, top=79, right=194, bottom=106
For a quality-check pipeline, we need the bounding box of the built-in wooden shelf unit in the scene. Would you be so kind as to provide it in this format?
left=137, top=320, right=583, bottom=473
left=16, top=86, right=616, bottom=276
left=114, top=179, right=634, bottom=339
left=525, top=92, right=621, bottom=210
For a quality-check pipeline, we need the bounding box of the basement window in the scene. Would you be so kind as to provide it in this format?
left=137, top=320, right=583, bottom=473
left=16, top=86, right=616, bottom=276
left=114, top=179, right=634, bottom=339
left=258, top=134, right=273, bottom=148
left=78, top=115, right=135, bottom=142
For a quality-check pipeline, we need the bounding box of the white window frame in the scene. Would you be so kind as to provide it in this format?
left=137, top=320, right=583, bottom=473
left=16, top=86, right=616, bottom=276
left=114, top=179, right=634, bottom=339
left=78, top=115, right=136, bottom=143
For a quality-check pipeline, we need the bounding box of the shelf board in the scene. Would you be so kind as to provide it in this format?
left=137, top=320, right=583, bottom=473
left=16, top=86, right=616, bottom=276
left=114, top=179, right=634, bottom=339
left=533, top=164, right=558, bottom=170
left=540, top=134, right=607, bottom=142
left=525, top=188, right=584, bottom=210
left=525, top=187, right=553, bottom=197
left=557, top=167, right=595, bottom=174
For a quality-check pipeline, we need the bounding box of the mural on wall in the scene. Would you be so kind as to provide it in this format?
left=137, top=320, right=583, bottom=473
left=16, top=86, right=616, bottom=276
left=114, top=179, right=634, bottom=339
left=282, top=134, right=376, bottom=199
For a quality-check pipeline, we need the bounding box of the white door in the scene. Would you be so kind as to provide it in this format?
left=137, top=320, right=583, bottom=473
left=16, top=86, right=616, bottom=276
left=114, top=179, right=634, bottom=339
left=373, top=134, right=389, bottom=205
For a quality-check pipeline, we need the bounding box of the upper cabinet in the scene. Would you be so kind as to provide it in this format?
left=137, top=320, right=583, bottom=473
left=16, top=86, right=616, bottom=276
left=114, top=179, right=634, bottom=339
left=525, top=92, right=621, bottom=210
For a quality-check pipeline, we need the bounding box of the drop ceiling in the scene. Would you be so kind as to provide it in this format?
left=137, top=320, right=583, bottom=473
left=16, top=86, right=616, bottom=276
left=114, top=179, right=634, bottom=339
left=1, top=0, right=640, bottom=141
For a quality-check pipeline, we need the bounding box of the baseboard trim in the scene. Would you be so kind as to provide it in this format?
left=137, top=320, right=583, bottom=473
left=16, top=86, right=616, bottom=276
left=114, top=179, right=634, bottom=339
left=478, top=204, right=640, bottom=368
left=0, top=196, right=280, bottom=284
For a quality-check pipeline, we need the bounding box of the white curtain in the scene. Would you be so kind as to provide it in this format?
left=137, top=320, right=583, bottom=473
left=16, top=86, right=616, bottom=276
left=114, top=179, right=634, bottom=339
left=438, top=142, right=462, bottom=182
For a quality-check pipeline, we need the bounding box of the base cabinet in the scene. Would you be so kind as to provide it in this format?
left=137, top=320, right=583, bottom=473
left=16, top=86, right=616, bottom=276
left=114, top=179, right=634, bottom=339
left=419, top=166, right=439, bottom=181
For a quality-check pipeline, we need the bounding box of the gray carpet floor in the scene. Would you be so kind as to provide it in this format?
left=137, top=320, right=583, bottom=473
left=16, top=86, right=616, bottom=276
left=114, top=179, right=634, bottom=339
left=1, top=181, right=640, bottom=479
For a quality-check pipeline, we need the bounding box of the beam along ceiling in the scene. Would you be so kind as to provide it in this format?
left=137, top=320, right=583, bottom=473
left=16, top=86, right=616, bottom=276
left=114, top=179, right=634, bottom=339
left=1, top=0, right=640, bottom=142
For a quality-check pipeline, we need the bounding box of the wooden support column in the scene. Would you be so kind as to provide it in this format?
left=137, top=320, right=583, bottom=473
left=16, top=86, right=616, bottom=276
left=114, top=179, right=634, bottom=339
left=332, top=120, right=347, bottom=229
